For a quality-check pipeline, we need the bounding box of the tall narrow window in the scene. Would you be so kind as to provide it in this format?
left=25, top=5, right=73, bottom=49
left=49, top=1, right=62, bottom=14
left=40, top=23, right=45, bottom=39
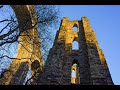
left=71, top=60, right=80, bottom=84
left=72, top=41, right=79, bottom=50
left=71, top=68, right=76, bottom=78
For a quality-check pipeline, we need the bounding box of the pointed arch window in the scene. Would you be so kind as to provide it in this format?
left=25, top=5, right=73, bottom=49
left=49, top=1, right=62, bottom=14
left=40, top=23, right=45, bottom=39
left=72, top=24, right=78, bottom=32
left=72, top=41, right=79, bottom=50
left=71, top=60, right=80, bottom=84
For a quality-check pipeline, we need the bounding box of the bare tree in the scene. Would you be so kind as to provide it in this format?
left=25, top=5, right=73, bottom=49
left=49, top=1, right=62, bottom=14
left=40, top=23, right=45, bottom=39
left=35, top=5, right=60, bottom=61
left=0, top=5, right=60, bottom=84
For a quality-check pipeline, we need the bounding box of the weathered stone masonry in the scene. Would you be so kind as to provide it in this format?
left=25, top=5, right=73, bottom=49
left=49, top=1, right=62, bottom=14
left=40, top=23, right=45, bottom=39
left=39, top=17, right=114, bottom=85
left=0, top=5, right=44, bottom=85
left=0, top=6, right=113, bottom=85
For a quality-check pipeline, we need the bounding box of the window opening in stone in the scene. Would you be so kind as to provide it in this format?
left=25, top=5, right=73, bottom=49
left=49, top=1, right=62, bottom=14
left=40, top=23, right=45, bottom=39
left=72, top=24, right=78, bottom=32
left=71, top=68, right=76, bottom=78
left=72, top=41, right=79, bottom=50
left=71, top=60, right=80, bottom=84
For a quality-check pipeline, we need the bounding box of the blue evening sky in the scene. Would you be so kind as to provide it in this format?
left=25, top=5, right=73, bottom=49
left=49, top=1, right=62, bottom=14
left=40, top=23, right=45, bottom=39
left=59, top=5, right=120, bottom=85
left=0, top=5, right=120, bottom=85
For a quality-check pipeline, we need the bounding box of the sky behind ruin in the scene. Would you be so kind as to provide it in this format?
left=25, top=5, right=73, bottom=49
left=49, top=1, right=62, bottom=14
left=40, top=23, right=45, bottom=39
left=59, top=5, right=120, bottom=85
left=0, top=5, right=120, bottom=85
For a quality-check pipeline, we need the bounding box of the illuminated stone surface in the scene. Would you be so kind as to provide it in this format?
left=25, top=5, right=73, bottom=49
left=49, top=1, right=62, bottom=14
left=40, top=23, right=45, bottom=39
left=39, top=17, right=114, bottom=85
left=0, top=5, right=44, bottom=85
left=0, top=5, right=113, bottom=85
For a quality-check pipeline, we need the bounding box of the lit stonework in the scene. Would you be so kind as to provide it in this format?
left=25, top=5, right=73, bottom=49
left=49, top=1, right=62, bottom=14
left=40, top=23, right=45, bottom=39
left=39, top=17, right=114, bottom=85
left=0, top=5, right=44, bottom=85
left=0, top=5, right=114, bottom=85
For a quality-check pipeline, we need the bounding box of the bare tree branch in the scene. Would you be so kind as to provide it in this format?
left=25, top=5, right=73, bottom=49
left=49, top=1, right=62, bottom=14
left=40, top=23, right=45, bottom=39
left=0, top=5, right=60, bottom=85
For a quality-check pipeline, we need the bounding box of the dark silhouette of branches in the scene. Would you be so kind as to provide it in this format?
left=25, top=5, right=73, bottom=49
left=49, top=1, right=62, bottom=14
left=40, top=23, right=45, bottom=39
left=0, top=5, right=59, bottom=50
left=0, top=5, right=60, bottom=85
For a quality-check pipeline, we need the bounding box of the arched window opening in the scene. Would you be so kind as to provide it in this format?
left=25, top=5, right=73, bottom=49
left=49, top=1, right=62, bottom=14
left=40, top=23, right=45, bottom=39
left=72, top=24, right=78, bottom=32
left=72, top=41, right=79, bottom=50
left=71, top=60, right=80, bottom=84
left=71, top=68, right=76, bottom=78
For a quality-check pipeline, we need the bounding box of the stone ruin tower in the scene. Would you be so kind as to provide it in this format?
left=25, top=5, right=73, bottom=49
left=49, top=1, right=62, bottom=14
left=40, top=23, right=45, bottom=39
left=39, top=17, right=114, bottom=85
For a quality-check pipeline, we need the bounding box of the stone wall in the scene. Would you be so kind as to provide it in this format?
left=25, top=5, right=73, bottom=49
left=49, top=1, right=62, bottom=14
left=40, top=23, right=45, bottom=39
left=38, top=17, right=114, bottom=85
